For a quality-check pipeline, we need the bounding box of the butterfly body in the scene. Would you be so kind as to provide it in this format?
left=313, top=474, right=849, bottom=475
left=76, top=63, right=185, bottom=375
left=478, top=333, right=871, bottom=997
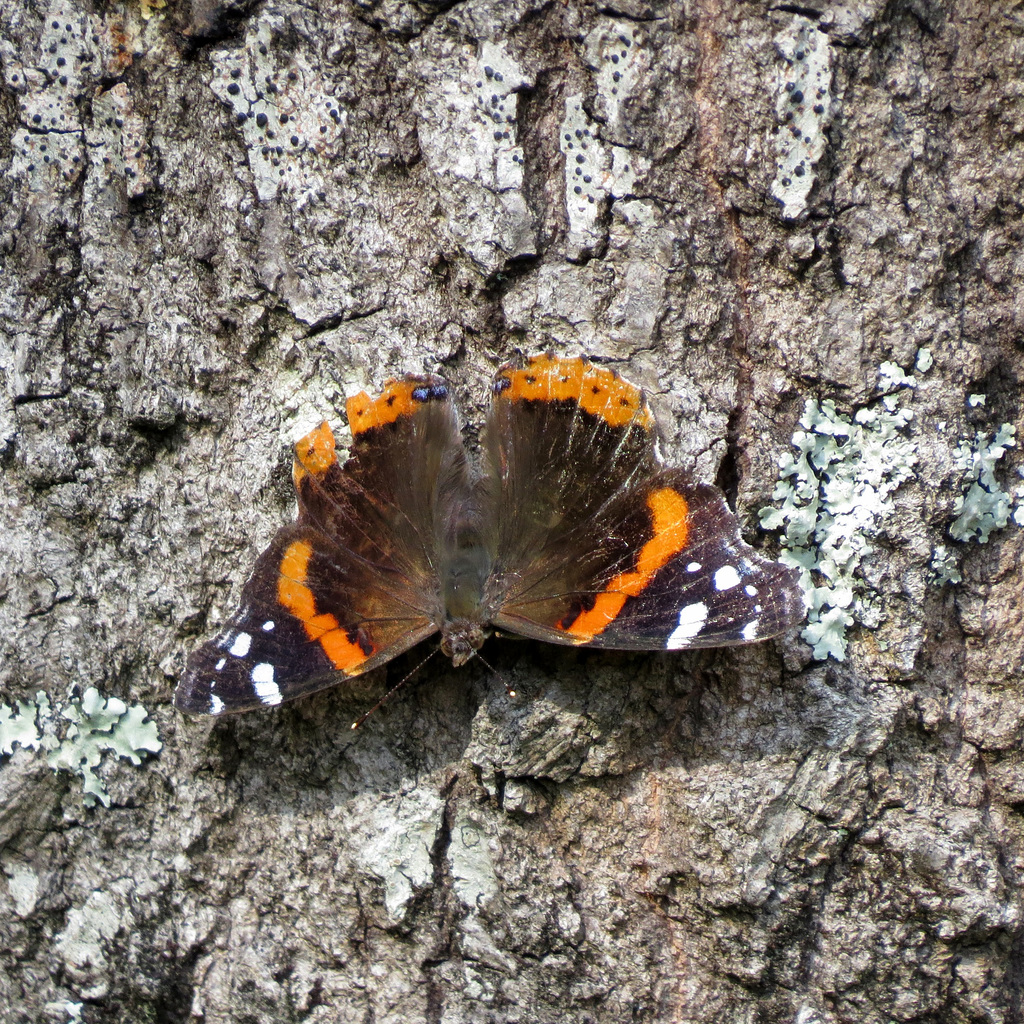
left=176, top=355, right=803, bottom=716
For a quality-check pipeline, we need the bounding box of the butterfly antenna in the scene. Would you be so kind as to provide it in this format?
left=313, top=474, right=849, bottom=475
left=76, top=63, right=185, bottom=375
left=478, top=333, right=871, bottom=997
left=351, top=648, right=440, bottom=730
left=471, top=649, right=518, bottom=700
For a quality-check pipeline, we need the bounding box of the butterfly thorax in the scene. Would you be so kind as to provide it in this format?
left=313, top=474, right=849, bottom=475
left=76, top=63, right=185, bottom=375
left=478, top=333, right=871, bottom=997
left=439, top=534, right=492, bottom=665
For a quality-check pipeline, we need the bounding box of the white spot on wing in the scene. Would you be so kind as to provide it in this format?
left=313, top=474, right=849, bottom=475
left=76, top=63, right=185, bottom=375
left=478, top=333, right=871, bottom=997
left=215, top=659, right=226, bottom=671
left=251, top=662, right=282, bottom=705
left=262, top=620, right=275, bottom=631
left=714, top=565, right=741, bottom=591
left=741, top=619, right=760, bottom=641
left=666, top=602, right=708, bottom=649
left=745, top=584, right=758, bottom=597
left=229, top=632, right=252, bottom=657
left=686, top=562, right=701, bottom=572
left=209, top=695, right=225, bottom=715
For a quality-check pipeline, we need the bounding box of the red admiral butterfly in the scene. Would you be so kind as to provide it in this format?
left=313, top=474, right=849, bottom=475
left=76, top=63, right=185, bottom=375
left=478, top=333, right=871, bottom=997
left=176, top=354, right=803, bottom=715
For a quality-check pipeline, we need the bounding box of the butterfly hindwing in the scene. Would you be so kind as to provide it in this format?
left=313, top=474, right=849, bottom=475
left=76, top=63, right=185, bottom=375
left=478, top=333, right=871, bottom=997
left=175, top=524, right=439, bottom=715
left=484, top=353, right=660, bottom=597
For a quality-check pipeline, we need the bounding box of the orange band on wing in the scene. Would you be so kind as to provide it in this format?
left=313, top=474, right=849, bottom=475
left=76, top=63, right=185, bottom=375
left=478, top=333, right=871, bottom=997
left=564, top=487, right=689, bottom=641
left=347, top=379, right=422, bottom=436
left=497, top=353, right=653, bottom=429
left=292, top=422, right=337, bottom=486
left=277, top=539, right=371, bottom=673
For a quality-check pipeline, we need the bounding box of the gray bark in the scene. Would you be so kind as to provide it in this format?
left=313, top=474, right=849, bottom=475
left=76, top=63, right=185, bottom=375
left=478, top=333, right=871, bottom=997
left=2, top=0, right=1023, bottom=1022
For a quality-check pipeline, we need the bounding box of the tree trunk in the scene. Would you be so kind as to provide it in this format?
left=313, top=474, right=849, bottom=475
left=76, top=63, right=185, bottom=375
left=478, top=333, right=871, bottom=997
left=2, top=1, right=1022, bottom=1022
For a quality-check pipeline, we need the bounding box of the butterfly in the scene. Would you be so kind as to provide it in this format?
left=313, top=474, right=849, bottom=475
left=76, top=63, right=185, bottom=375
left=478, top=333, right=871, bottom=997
left=176, top=354, right=803, bottom=715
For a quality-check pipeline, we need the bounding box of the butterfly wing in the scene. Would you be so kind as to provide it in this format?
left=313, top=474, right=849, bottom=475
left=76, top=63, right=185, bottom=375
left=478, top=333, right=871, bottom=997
left=484, top=354, right=803, bottom=651
left=176, top=377, right=466, bottom=715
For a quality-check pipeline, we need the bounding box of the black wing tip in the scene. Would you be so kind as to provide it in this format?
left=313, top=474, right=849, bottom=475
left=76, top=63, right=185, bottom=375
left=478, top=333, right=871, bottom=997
left=174, top=674, right=219, bottom=716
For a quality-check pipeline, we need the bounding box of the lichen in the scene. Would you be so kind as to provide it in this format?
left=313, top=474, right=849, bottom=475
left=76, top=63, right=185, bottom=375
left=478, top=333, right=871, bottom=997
left=560, top=20, right=648, bottom=258
left=771, top=17, right=834, bottom=220
left=930, top=544, right=962, bottom=586
left=209, top=14, right=347, bottom=203
left=762, top=356, right=1022, bottom=659
left=415, top=39, right=535, bottom=270
left=949, top=422, right=1018, bottom=543
left=0, top=687, right=161, bottom=807
left=0, top=697, right=44, bottom=755
left=760, top=365, right=919, bottom=661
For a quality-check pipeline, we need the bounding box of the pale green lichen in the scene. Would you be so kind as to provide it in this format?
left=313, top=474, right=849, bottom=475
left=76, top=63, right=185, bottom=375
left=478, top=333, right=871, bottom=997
left=879, top=360, right=916, bottom=391
left=760, top=363, right=920, bottom=661
left=0, top=697, right=44, bottom=755
left=0, top=687, right=161, bottom=807
left=762, top=356, right=1022, bottom=661
left=930, top=544, right=962, bottom=586
left=949, top=423, right=1018, bottom=544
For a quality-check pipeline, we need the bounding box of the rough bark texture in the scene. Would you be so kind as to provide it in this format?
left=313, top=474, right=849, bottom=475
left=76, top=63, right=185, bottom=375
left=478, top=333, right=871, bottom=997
left=1, top=1, right=1023, bottom=1022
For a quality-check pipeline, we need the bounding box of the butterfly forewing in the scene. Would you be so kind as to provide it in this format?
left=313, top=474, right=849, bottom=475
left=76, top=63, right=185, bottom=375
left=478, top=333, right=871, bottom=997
left=492, top=474, right=803, bottom=650
left=176, top=376, right=467, bottom=715
left=485, top=355, right=803, bottom=652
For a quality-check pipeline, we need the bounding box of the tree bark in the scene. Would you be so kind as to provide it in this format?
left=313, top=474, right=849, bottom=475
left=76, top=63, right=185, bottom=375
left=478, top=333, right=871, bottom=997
left=2, top=1, right=1022, bottom=1022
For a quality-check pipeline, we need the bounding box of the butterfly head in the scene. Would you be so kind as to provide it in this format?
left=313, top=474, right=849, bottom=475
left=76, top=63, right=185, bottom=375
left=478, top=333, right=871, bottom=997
left=440, top=619, right=489, bottom=667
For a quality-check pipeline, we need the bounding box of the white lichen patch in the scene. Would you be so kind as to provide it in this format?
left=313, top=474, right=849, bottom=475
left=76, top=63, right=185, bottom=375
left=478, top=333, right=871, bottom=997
left=15, top=3, right=89, bottom=127
left=760, top=365, right=919, bottom=661
left=4, top=2, right=156, bottom=196
left=415, top=40, right=535, bottom=272
left=771, top=17, right=833, bottom=221
left=555, top=21, right=650, bottom=259
left=560, top=98, right=647, bottom=260
left=209, top=15, right=347, bottom=203
left=348, top=786, right=443, bottom=921
left=6, top=128, right=84, bottom=191
left=949, top=422, right=1018, bottom=543
left=583, top=20, right=648, bottom=141
left=90, top=83, right=151, bottom=197
left=2, top=1, right=91, bottom=192
left=4, top=861, right=41, bottom=918
left=54, top=888, right=128, bottom=999
left=0, top=687, right=161, bottom=807
left=448, top=806, right=515, bottom=978
left=422, top=40, right=526, bottom=194
left=448, top=806, right=501, bottom=912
